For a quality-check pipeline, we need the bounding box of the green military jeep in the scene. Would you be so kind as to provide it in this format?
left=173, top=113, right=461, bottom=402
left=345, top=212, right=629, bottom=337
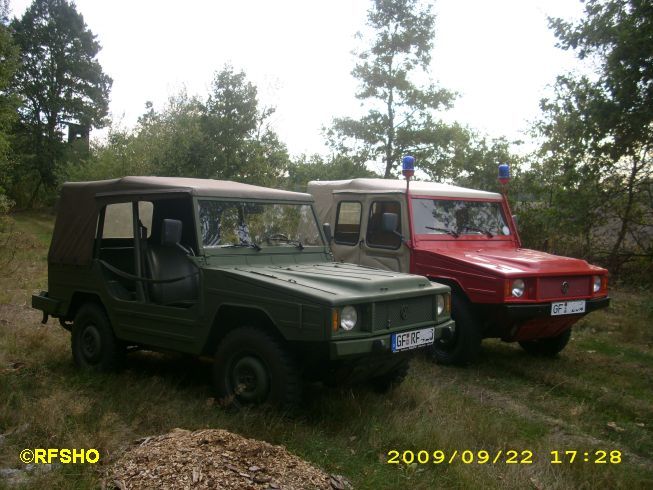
left=32, top=177, right=454, bottom=409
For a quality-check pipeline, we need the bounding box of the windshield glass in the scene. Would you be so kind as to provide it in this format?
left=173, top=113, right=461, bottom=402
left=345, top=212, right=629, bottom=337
left=412, top=198, right=511, bottom=237
left=198, top=200, right=324, bottom=249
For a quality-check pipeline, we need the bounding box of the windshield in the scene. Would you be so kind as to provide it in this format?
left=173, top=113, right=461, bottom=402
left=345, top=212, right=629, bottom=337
left=412, top=198, right=511, bottom=237
left=198, top=200, right=324, bottom=249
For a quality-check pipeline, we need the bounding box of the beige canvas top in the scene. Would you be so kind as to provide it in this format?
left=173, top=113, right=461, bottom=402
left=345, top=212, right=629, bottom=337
left=307, top=179, right=502, bottom=231
left=307, top=178, right=502, bottom=200
left=64, top=176, right=312, bottom=201
left=49, top=177, right=312, bottom=266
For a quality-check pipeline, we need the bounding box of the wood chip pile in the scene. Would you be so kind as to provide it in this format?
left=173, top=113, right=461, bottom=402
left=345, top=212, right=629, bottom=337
left=105, top=428, right=352, bottom=490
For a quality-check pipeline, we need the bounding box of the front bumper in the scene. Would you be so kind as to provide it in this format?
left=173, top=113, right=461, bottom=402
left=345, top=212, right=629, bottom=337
left=486, top=296, right=610, bottom=341
left=502, top=296, right=610, bottom=321
left=329, top=319, right=455, bottom=359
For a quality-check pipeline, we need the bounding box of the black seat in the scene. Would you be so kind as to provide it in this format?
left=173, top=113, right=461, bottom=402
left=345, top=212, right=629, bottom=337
left=145, top=219, right=199, bottom=306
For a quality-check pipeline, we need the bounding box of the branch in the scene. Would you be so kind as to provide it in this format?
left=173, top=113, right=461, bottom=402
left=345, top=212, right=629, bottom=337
left=395, top=109, right=419, bottom=129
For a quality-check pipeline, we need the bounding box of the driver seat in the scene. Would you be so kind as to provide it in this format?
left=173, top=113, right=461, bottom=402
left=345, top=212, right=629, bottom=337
left=145, top=219, right=199, bottom=306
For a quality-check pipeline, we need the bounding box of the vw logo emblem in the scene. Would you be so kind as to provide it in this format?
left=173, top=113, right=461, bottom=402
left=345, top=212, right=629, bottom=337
left=400, top=305, right=409, bottom=320
left=561, top=281, right=569, bottom=294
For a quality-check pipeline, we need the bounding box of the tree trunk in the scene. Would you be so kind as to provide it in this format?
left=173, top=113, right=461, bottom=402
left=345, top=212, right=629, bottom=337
left=384, top=87, right=395, bottom=178
left=608, top=157, right=639, bottom=275
left=28, top=176, right=42, bottom=209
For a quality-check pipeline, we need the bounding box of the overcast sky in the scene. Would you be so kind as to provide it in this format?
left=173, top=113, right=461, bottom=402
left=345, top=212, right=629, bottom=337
left=9, top=0, right=586, bottom=159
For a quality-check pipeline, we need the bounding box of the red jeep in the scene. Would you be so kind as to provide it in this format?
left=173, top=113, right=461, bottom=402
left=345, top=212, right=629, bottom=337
left=308, top=178, right=610, bottom=364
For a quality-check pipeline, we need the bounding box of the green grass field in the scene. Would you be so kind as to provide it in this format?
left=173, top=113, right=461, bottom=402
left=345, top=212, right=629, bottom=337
left=1, top=212, right=652, bottom=489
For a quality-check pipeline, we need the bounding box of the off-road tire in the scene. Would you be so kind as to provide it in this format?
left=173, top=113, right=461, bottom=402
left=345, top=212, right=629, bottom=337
left=430, top=293, right=482, bottom=366
left=370, top=360, right=409, bottom=393
left=519, top=329, right=572, bottom=357
left=213, top=326, right=301, bottom=412
left=71, top=303, right=124, bottom=372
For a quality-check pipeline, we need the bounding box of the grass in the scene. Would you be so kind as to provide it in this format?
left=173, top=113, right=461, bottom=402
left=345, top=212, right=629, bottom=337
left=1, top=211, right=652, bottom=489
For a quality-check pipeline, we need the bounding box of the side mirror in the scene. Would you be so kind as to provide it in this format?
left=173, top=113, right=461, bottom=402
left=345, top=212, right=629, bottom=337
left=381, top=213, right=399, bottom=233
left=322, top=223, right=333, bottom=244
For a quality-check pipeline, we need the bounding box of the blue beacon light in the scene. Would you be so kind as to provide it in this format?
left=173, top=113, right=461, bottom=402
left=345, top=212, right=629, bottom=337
left=402, top=155, right=415, bottom=179
left=498, top=163, right=510, bottom=185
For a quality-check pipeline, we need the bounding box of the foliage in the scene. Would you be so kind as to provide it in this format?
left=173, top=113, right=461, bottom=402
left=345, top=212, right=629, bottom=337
left=418, top=124, right=524, bottom=192
left=200, top=67, right=289, bottom=185
left=285, top=153, right=378, bottom=192
left=66, top=126, right=153, bottom=182
left=9, top=0, right=112, bottom=207
left=73, top=66, right=290, bottom=188
left=0, top=0, right=19, bottom=207
left=327, top=0, right=456, bottom=178
left=525, top=0, right=653, bottom=278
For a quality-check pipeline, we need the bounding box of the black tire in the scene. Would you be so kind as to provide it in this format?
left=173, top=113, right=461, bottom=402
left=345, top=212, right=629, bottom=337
left=213, top=326, right=301, bottom=411
left=370, top=360, right=409, bottom=393
left=71, top=303, right=124, bottom=372
left=519, top=329, right=572, bottom=357
left=430, top=293, right=482, bottom=366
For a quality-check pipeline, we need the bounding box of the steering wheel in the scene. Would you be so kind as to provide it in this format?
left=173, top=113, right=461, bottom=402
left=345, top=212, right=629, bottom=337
left=264, top=233, right=290, bottom=243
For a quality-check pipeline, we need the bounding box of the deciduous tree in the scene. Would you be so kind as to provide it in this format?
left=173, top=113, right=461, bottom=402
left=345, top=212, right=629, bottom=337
left=286, top=153, right=377, bottom=192
left=532, top=0, right=653, bottom=275
left=74, top=66, right=290, bottom=188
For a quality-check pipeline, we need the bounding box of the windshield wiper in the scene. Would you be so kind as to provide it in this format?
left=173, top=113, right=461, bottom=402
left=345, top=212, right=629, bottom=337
left=222, top=241, right=261, bottom=251
left=425, top=226, right=459, bottom=238
left=263, top=234, right=304, bottom=250
left=459, top=225, right=493, bottom=237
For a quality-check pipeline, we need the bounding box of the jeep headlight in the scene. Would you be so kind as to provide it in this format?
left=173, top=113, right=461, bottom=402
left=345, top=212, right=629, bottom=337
left=436, top=295, right=445, bottom=315
left=592, top=275, right=601, bottom=293
left=511, top=279, right=525, bottom=298
left=340, top=305, right=357, bottom=330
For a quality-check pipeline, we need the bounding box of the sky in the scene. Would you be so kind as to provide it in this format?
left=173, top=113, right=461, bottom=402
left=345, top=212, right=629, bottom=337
left=9, top=0, right=587, bottom=160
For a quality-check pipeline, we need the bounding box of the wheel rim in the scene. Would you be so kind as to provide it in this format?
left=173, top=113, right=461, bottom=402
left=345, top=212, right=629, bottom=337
left=81, top=324, right=102, bottom=362
left=230, top=356, right=270, bottom=404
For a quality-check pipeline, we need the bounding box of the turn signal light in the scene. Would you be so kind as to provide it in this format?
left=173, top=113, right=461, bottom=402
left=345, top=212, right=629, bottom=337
left=331, top=308, right=340, bottom=333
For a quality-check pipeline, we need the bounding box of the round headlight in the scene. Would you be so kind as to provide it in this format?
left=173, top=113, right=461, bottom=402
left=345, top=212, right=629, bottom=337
left=593, top=275, right=601, bottom=293
left=436, top=295, right=445, bottom=315
left=511, top=279, right=525, bottom=298
left=340, top=305, right=357, bottom=330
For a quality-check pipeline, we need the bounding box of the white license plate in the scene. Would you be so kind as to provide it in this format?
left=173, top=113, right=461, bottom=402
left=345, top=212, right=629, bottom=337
left=391, top=327, right=435, bottom=353
left=551, top=300, right=586, bottom=316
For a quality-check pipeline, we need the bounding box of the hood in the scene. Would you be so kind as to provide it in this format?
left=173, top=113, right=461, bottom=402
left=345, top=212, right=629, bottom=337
left=213, top=262, right=440, bottom=303
left=421, top=246, right=604, bottom=276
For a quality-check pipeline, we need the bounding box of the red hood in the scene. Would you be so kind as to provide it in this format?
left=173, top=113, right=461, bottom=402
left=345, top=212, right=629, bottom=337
left=419, top=246, right=605, bottom=277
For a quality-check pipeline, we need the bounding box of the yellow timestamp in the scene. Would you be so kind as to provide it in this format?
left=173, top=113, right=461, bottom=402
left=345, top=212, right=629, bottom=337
left=386, top=449, right=534, bottom=465
left=385, top=449, right=623, bottom=465
left=550, top=450, right=622, bottom=464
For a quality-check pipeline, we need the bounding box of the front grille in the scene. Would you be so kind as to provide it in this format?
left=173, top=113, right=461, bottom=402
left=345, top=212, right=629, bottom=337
left=371, top=296, right=434, bottom=331
left=539, top=276, right=589, bottom=300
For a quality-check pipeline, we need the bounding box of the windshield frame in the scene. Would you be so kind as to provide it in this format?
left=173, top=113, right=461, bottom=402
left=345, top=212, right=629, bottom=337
left=194, top=197, right=328, bottom=255
left=409, top=195, right=515, bottom=242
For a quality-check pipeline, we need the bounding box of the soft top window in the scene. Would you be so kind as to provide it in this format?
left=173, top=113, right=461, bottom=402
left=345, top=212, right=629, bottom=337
left=366, top=201, right=402, bottom=250
left=103, top=202, right=153, bottom=238
left=334, top=201, right=361, bottom=246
